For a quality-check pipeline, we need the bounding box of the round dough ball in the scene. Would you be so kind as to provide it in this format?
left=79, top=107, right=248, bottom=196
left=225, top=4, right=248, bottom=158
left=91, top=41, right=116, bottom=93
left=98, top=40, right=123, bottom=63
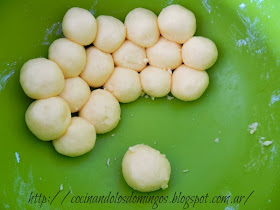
left=182, top=36, right=218, bottom=71
left=104, top=67, right=142, bottom=103
left=53, top=117, right=96, bottom=157
left=122, top=144, right=171, bottom=192
left=80, top=47, right=114, bottom=87
left=59, top=77, right=90, bottom=113
left=140, top=66, right=171, bottom=97
left=171, top=65, right=209, bottom=101
left=125, top=8, right=160, bottom=47
left=158, top=4, right=196, bottom=44
left=49, top=38, right=86, bottom=78
left=146, top=37, right=182, bottom=70
left=79, top=89, right=121, bottom=134
left=20, top=58, right=64, bottom=99
left=113, top=40, right=147, bottom=72
left=25, top=97, right=71, bottom=141
left=62, top=7, right=97, bottom=45
left=93, top=15, right=126, bottom=53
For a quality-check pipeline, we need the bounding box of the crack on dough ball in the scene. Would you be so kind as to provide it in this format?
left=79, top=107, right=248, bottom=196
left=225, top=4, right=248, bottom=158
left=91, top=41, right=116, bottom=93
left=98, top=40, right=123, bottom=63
left=104, top=67, right=142, bottom=103
left=171, top=65, right=209, bottom=101
left=49, top=38, right=86, bottom=78
left=125, top=8, right=160, bottom=47
left=20, top=58, right=65, bottom=99
left=53, top=117, right=96, bottom=157
left=122, top=144, right=171, bottom=192
left=158, top=4, right=196, bottom=44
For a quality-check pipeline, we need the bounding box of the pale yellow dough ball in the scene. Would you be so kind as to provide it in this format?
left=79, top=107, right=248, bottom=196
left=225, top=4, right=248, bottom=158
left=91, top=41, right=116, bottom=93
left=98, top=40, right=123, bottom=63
left=104, top=67, right=142, bottom=103
left=112, top=40, right=147, bottom=72
left=53, top=117, right=96, bottom=157
left=62, top=7, right=97, bottom=45
left=93, top=15, right=126, bottom=53
left=59, top=77, right=90, bottom=113
left=80, top=47, right=114, bottom=88
left=146, top=37, right=182, bottom=70
left=171, top=65, right=209, bottom=101
left=122, top=144, right=171, bottom=192
left=79, top=89, right=121, bottom=134
left=49, top=38, right=86, bottom=78
left=182, top=36, right=218, bottom=71
left=125, top=8, right=160, bottom=47
left=20, top=58, right=64, bottom=99
left=25, top=97, right=71, bottom=141
left=158, top=4, right=196, bottom=44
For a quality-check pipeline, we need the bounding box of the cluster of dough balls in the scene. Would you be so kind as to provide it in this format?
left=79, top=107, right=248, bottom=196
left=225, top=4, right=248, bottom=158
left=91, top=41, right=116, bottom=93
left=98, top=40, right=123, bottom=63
left=20, top=4, right=218, bottom=192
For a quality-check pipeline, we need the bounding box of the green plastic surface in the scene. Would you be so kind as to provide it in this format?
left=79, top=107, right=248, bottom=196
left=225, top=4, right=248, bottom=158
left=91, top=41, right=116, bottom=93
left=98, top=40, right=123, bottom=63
left=1, top=0, right=280, bottom=209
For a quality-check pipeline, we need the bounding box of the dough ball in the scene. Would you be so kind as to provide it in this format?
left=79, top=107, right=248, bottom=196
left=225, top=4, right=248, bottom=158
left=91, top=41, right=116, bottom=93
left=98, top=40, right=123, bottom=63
left=93, top=15, right=126, bottom=53
left=20, top=58, right=64, bottom=99
left=171, top=65, right=209, bottom=101
left=49, top=38, right=86, bottom=78
left=104, top=67, right=142, bottom=103
left=125, top=8, right=160, bottom=47
left=146, top=37, right=182, bottom=70
left=59, top=77, right=90, bottom=113
left=122, top=144, right=171, bottom=192
left=53, top=117, right=96, bottom=157
left=113, top=40, right=147, bottom=72
left=80, top=47, right=114, bottom=88
left=25, top=97, right=71, bottom=141
left=182, top=36, right=218, bottom=70
left=79, top=89, right=121, bottom=134
left=158, top=4, right=196, bottom=44
left=140, top=66, right=171, bottom=97
left=62, top=7, right=97, bottom=45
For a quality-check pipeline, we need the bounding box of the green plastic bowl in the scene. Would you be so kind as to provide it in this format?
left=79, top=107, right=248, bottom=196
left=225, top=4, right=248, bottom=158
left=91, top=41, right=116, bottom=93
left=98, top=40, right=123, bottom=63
left=1, top=0, right=280, bottom=209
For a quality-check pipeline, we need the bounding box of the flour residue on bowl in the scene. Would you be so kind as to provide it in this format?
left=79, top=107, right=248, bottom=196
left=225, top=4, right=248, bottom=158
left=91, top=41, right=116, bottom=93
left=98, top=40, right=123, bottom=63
left=89, top=0, right=98, bottom=15
left=202, top=0, right=212, bottom=13
left=269, top=90, right=280, bottom=106
left=15, top=152, right=20, bottom=163
left=0, top=61, right=20, bottom=93
left=41, top=22, right=62, bottom=46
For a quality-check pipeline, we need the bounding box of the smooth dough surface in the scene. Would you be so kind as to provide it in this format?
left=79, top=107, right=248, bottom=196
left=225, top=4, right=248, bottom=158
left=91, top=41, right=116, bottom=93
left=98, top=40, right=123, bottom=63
left=93, top=15, right=126, bottom=53
left=25, top=97, right=71, bottom=141
left=182, top=36, right=218, bottom=71
left=146, top=37, right=182, bottom=70
left=62, top=7, right=97, bottom=45
left=49, top=38, right=86, bottom=78
left=79, top=89, right=121, bottom=134
left=20, top=58, right=64, bottom=99
left=171, top=65, right=209, bottom=101
left=113, top=40, right=147, bottom=72
left=140, top=66, right=171, bottom=97
left=59, top=77, right=90, bottom=113
left=158, top=4, right=196, bottom=44
left=80, top=47, right=114, bottom=87
left=122, top=144, right=171, bottom=192
left=125, top=8, right=160, bottom=47
left=53, top=117, right=96, bottom=157
left=104, top=67, right=142, bottom=103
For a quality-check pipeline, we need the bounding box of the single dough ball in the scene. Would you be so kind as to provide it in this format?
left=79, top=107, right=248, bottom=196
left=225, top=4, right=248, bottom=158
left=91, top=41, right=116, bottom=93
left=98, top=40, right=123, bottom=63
left=20, top=58, right=64, bottom=99
left=59, top=77, right=90, bottom=113
left=140, top=66, right=171, bottom=97
left=79, top=89, right=121, bottom=134
left=182, top=36, right=218, bottom=71
left=49, top=38, right=86, bottom=78
left=113, top=40, right=147, bottom=72
left=53, top=117, right=96, bottom=157
left=80, top=47, right=114, bottom=88
left=62, top=7, right=97, bottom=45
left=93, top=15, right=126, bottom=53
left=104, top=67, right=142, bottom=103
left=158, top=4, right=196, bottom=44
left=171, top=65, right=209, bottom=101
left=25, top=97, right=71, bottom=141
left=125, top=8, right=160, bottom=47
left=122, top=144, right=171, bottom=192
left=146, top=37, right=182, bottom=70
